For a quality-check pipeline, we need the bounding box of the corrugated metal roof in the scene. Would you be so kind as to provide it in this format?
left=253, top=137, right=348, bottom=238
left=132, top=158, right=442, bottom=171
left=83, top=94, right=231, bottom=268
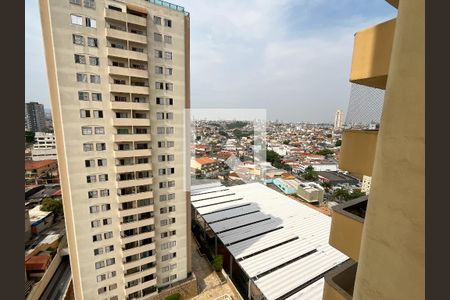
left=191, top=182, right=348, bottom=300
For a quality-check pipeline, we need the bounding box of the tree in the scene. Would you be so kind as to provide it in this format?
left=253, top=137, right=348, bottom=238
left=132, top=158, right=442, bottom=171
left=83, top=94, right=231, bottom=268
left=165, top=293, right=181, bottom=300
left=25, top=131, right=35, bottom=144
left=316, top=148, right=334, bottom=156
left=321, top=181, right=332, bottom=192
left=335, top=140, right=342, bottom=147
left=302, top=165, right=318, bottom=181
left=282, top=140, right=290, bottom=145
left=212, top=255, right=223, bottom=272
left=332, top=188, right=351, bottom=201
left=41, top=198, right=64, bottom=217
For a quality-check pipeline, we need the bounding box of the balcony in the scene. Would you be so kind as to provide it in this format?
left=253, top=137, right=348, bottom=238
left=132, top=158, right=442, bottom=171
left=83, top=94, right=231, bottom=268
left=119, top=230, right=155, bottom=245
left=350, top=18, right=396, bottom=89
left=111, top=101, right=150, bottom=111
left=323, top=260, right=357, bottom=300
left=107, top=46, right=148, bottom=61
left=113, top=134, right=151, bottom=143
left=105, top=27, right=147, bottom=44
left=108, top=66, right=148, bottom=78
left=119, top=205, right=154, bottom=218
left=120, top=217, right=155, bottom=231
left=122, top=242, right=156, bottom=258
left=125, top=277, right=157, bottom=296
left=117, top=191, right=154, bottom=203
left=112, top=118, right=150, bottom=127
left=122, top=252, right=156, bottom=270
left=105, top=8, right=147, bottom=27
left=117, top=177, right=153, bottom=189
left=115, top=164, right=152, bottom=174
left=329, top=196, right=367, bottom=261
left=110, top=83, right=149, bottom=94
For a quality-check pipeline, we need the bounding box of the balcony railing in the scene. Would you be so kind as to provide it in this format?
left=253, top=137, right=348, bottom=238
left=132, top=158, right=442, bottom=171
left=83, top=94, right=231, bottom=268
left=323, top=260, right=357, bottom=300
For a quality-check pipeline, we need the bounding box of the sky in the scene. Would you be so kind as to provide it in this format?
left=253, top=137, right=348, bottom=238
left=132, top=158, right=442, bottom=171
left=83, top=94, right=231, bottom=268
left=25, top=0, right=396, bottom=122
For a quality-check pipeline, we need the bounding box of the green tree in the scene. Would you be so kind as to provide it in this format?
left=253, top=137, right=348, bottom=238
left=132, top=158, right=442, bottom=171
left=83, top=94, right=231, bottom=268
left=302, top=165, right=318, bottom=181
left=335, top=140, right=342, bottom=147
left=25, top=131, right=35, bottom=144
left=165, top=293, right=181, bottom=300
left=41, top=198, right=64, bottom=217
left=321, top=181, right=332, bottom=192
left=316, top=148, right=334, bottom=156
left=212, top=255, right=223, bottom=272
left=332, top=188, right=351, bottom=201
left=283, top=140, right=290, bottom=145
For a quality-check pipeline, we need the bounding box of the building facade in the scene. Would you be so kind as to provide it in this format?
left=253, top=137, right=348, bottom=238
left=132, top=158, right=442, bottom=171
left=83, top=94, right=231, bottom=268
left=25, top=102, right=46, bottom=132
left=32, top=132, right=58, bottom=161
left=39, top=0, right=191, bottom=299
left=334, top=109, right=344, bottom=129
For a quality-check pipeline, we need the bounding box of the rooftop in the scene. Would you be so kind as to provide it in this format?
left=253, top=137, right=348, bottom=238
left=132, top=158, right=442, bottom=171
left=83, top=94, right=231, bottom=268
left=195, top=157, right=217, bottom=165
left=146, top=0, right=189, bottom=16
left=191, top=182, right=348, bottom=300
left=25, top=159, right=57, bottom=171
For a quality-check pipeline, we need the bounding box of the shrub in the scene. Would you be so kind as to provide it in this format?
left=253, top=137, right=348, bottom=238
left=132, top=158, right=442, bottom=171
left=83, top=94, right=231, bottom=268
left=165, top=293, right=181, bottom=300
left=212, top=255, right=223, bottom=272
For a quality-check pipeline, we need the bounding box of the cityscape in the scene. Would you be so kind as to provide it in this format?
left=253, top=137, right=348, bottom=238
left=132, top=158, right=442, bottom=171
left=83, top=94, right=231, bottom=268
left=24, top=1, right=424, bottom=300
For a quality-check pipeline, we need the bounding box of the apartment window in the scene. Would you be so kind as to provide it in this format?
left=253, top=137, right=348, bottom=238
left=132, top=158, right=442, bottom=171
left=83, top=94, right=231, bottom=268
left=78, top=91, right=89, bottom=100
left=98, top=159, right=107, bottom=166
left=156, top=112, right=164, bottom=120
left=105, top=245, right=114, bottom=252
left=168, top=155, right=175, bottom=161
left=154, top=33, right=162, bottom=42
left=104, top=231, right=113, bottom=239
left=156, top=97, right=163, bottom=105
left=168, top=180, right=175, bottom=187
left=161, top=252, right=176, bottom=261
left=109, top=283, right=117, bottom=291
left=93, top=110, right=103, bottom=118
left=97, top=274, right=106, bottom=282
left=87, top=175, right=96, bottom=183
left=164, top=18, right=172, bottom=27
left=153, top=16, right=161, bottom=25
left=160, top=219, right=168, bottom=226
left=158, top=169, right=166, bottom=176
left=86, top=17, right=97, bottom=28
left=168, top=167, right=175, bottom=174
left=168, top=98, right=174, bottom=105
left=74, top=54, right=86, bottom=64
left=98, top=287, right=107, bottom=295
left=76, top=73, right=88, bottom=83
left=89, top=205, right=99, bottom=213
left=166, top=127, right=174, bottom=134
left=160, top=195, right=167, bottom=202
left=165, top=68, right=173, bottom=76
left=92, top=93, right=102, bottom=101
left=101, top=204, right=111, bottom=211
left=85, top=159, right=95, bottom=167
left=165, top=51, right=172, bottom=60
left=80, top=109, right=91, bottom=118
left=96, top=143, right=106, bottom=151
left=164, top=35, right=172, bottom=44
left=89, top=56, right=100, bottom=66
left=90, top=75, right=101, bottom=84
left=158, top=155, right=166, bottom=162
left=155, top=49, right=163, bottom=58
left=155, top=66, right=163, bottom=75
left=168, top=193, right=175, bottom=200
left=165, top=83, right=173, bottom=91
left=91, top=220, right=101, bottom=228
left=170, top=274, right=177, bottom=281
left=82, top=127, right=92, bottom=135
left=94, top=247, right=103, bottom=255
left=137, top=198, right=153, bottom=207
left=166, top=113, right=174, bottom=120
left=161, top=241, right=176, bottom=250
left=70, top=0, right=82, bottom=5
left=71, top=14, right=83, bottom=26
left=88, top=190, right=98, bottom=198
left=83, top=143, right=94, bottom=152
left=136, top=157, right=149, bottom=164
left=84, top=0, right=96, bottom=9
left=103, top=218, right=112, bottom=225
left=87, top=37, right=98, bottom=47
left=100, top=189, right=110, bottom=197
left=93, top=234, right=102, bottom=242
left=99, top=174, right=108, bottom=182
left=73, top=34, right=84, bottom=45
left=95, top=261, right=105, bottom=270
left=106, top=258, right=115, bottom=266
left=155, top=82, right=164, bottom=90
left=95, top=127, right=105, bottom=134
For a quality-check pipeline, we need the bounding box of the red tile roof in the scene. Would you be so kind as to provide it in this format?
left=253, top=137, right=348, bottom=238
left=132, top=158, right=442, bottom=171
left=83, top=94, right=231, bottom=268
left=195, top=157, right=216, bottom=165
left=25, top=160, right=57, bottom=171
left=25, top=255, right=51, bottom=272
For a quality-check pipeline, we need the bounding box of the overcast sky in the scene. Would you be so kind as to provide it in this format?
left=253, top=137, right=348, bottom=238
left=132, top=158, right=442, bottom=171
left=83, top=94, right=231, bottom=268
left=25, top=0, right=396, bottom=122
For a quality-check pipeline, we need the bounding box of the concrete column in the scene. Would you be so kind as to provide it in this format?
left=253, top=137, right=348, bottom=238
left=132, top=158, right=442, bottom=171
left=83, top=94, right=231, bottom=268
left=353, top=1, right=424, bottom=299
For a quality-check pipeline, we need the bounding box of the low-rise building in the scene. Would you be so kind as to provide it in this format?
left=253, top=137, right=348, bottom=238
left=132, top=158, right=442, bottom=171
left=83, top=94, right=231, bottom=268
left=297, top=181, right=325, bottom=203
left=191, top=157, right=219, bottom=175
left=24, top=160, right=58, bottom=184
left=29, top=205, right=54, bottom=235
left=318, top=171, right=360, bottom=186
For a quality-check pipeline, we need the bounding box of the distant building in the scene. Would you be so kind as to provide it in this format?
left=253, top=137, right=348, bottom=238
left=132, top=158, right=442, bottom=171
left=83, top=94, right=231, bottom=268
left=318, top=171, right=359, bottom=186
left=32, top=132, right=57, bottom=161
left=297, top=181, right=325, bottom=203
left=361, top=175, right=372, bottom=194
left=29, top=205, right=54, bottom=235
left=334, top=109, right=344, bottom=129
left=24, top=159, right=58, bottom=184
left=25, top=102, right=46, bottom=132
left=191, top=157, right=219, bottom=175
left=298, top=161, right=339, bottom=172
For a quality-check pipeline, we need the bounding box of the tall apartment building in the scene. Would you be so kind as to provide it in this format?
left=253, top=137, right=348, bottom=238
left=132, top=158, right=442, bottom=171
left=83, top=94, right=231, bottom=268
left=333, top=109, right=344, bottom=129
left=25, top=102, right=46, bottom=132
left=32, top=132, right=58, bottom=161
left=39, top=0, right=191, bottom=299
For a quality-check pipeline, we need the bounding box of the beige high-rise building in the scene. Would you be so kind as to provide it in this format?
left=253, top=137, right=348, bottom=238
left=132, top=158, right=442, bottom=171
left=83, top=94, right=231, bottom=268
left=334, top=109, right=344, bottom=129
left=39, top=0, right=191, bottom=299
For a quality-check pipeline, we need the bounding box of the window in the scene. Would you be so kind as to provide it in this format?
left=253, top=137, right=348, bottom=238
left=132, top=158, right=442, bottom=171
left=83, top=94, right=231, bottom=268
left=95, top=261, right=105, bottom=269
left=98, top=287, right=107, bottom=295
left=93, top=110, right=103, bottom=118
left=164, top=35, right=172, bottom=44
left=89, top=205, right=99, bottom=213
left=76, top=73, right=88, bottom=83
left=95, top=127, right=105, bottom=134
left=94, top=247, right=103, bottom=256
left=161, top=241, right=176, bottom=250
left=80, top=109, right=90, bottom=118
left=74, top=54, right=86, bottom=64
left=86, top=17, right=97, bottom=28
left=155, top=49, right=163, bottom=58
left=98, top=159, right=107, bottom=166
left=161, top=252, right=176, bottom=261
left=165, top=51, right=172, bottom=60
left=100, top=189, right=110, bottom=197
left=168, top=167, right=175, bottom=174
left=103, top=218, right=112, bottom=225
left=78, top=91, right=89, bottom=101
left=155, top=82, right=164, bottom=90
left=106, top=258, right=115, bottom=266
left=154, top=33, right=162, bottom=42
left=166, top=113, right=174, bottom=120
left=92, top=93, right=102, bottom=101
left=168, top=154, right=175, bottom=161
left=104, top=231, right=113, bottom=239
left=73, top=34, right=84, bottom=45
left=156, top=112, right=164, bottom=120
left=93, top=234, right=102, bottom=242
left=153, top=16, right=161, bottom=25
left=164, top=19, right=172, bottom=27
left=84, top=0, right=96, bottom=9
left=87, top=175, right=96, bottom=183
left=71, top=14, right=83, bottom=26
left=96, top=143, right=106, bottom=151
left=88, top=190, right=98, bottom=198
left=82, top=127, right=92, bottom=135
left=70, top=0, right=82, bottom=5
left=99, top=174, right=108, bottom=182
left=85, top=159, right=95, bottom=167
left=137, top=198, right=153, bottom=207
left=166, top=127, right=174, bottom=134
left=105, top=245, right=114, bottom=252
left=158, top=169, right=166, bottom=175
left=167, top=141, right=175, bottom=148
left=168, top=98, right=174, bottom=105
left=90, top=75, right=101, bottom=84
left=97, top=274, right=106, bottom=282
left=91, top=220, right=101, bottom=228
left=160, top=195, right=167, bottom=202
left=170, top=274, right=177, bottom=281
left=165, top=68, right=173, bottom=76
left=101, top=204, right=111, bottom=212
left=155, top=66, right=163, bottom=75
left=109, top=283, right=117, bottom=291
left=159, top=182, right=167, bottom=189
left=160, top=219, right=168, bottom=226
left=83, top=143, right=94, bottom=152
left=168, top=180, right=175, bottom=187
left=158, top=155, right=166, bottom=162
left=89, top=56, right=100, bottom=66
left=88, top=37, right=98, bottom=47
left=165, top=83, right=173, bottom=91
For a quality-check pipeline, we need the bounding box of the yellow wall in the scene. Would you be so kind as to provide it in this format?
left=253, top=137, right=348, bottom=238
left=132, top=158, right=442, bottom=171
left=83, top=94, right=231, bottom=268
left=339, top=130, right=378, bottom=179
left=329, top=211, right=363, bottom=261
left=353, top=0, right=424, bottom=299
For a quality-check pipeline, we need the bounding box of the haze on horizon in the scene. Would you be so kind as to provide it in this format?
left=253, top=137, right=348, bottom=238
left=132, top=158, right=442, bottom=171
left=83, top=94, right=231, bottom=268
left=25, top=0, right=396, bottom=123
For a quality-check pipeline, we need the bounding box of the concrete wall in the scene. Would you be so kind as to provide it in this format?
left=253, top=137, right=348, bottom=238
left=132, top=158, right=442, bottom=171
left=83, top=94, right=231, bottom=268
left=352, top=0, right=424, bottom=299
left=339, top=130, right=378, bottom=179
left=148, top=274, right=198, bottom=300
